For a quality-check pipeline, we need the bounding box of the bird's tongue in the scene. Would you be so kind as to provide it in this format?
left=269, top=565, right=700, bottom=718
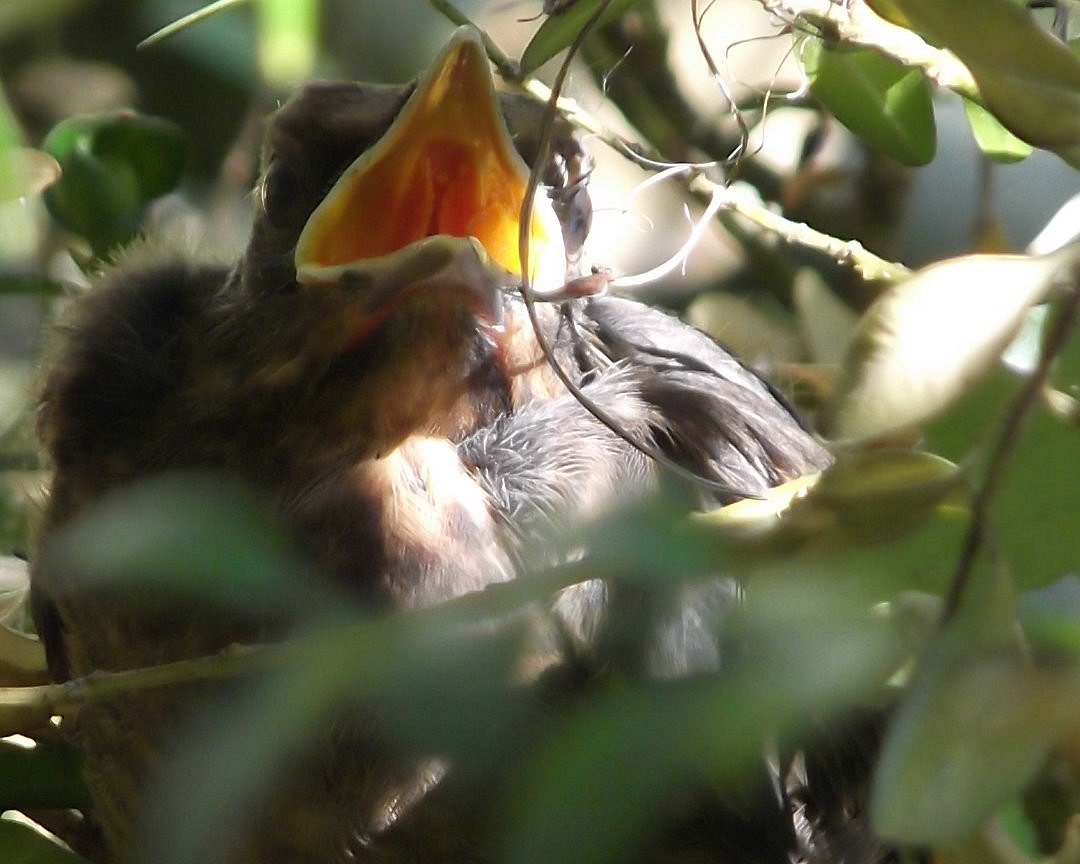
left=294, top=28, right=563, bottom=297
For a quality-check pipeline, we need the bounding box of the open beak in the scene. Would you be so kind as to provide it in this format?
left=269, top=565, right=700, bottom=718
left=295, top=28, right=564, bottom=321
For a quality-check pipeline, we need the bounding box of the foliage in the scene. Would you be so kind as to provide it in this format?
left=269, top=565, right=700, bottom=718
left=0, top=1, right=1078, bottom=863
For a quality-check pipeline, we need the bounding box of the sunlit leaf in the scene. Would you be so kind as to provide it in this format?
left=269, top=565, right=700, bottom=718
left=867, top=0, right=1080, bottom=167
left=520, top=0, right=644, bottom=75
left=823, top=250, right=1070, bottom=441
left=800, top=37, right=936, bottom=166
left=963, top=99, right=1035, bottom=163
left=1028, top=191, right=1080, bottom=256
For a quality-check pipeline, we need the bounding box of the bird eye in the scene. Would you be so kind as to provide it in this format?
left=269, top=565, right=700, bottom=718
left=544, top=146, right=594, bottom=259
left=260, top=158, right=300, bottom=228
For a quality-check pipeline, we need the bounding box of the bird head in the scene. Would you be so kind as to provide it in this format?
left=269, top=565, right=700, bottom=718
left=222, top=28, right=588, bottom=460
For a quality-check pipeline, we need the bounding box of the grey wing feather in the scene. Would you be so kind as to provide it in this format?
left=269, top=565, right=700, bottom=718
left=581, top=295, right=831, bottom=501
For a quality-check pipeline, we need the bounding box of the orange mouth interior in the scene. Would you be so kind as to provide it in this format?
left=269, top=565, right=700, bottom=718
left=296, top=31, right=551, bottom=279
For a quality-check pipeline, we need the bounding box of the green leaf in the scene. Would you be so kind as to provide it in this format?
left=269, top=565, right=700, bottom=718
left=1020, top=575, right=1080, bottom=651
left=503, top=583, right=904, bottom=864
left=963, top=99, right=1035, bottom=163
left=43, top=112, right=187, bottom=257
left=520, top=0, right=644, bottom=76
left=799, top=449, right=965, bottom=543
left=872, top=618, right=1080, bottom=843
left=0, top=740, right=90, bottom=810
left=793, top=268, right=858, bottom=365
left=0, top=817, right=91, bottom=863
left=867, top=0, right=1080, bottom=167
left=0, top=0, right=89, bottom=39
left=1043, top=286, right=1080, bottom=421
left=993, top=406, right=1080, bottom=589
left=141, top=609, right=522, bottom=864
left=0, top=276, right=65, bottom=296
left=49, top=473, right=311, bottom=615
left=800, top=37, right=936, bottom=166
left=256, top=0, right=318, bottom=86
left=823, top=250, right=1068, bottom=441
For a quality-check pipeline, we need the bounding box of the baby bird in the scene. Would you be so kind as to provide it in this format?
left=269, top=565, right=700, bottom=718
left=32, top=28, right=835, bottom=864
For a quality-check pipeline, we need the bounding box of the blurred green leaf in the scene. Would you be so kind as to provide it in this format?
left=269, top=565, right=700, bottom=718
left=503, top=581, right=904, bottom=864
left=0, top=817, right=91, bottom=863
left=794, top=268, right=858, bottom=365
left=1020, top=575, right=1080, bottom=651
left=866, top=0, right=1080, bottom=167
left=796, top=449, right=965, bottom=543
left=1044, top=287, right=1080, bottom=418
left=963, top=99, right=1035, bottom=163
left=43, top=112, right=187, bottom=257
left=0, top=740, right=90, bottom=810
left=872, top=612, right=1080, bottom=844
left=994, top=406, right=1080, bottom=589
left=0, top=276, right=65, bottom=296
left=256, top=0, right=317, bottom=86
left=800, top=37, right=936, bottom=166
left=823, top=250, right=1068, bottom=441
left=580, top=482, right=729, bottom=584
left=50, top=473, right=311, bottom=614
left=0, top=360, right=34, bottom=442
left=142, top=608, right=524, bottom=864
left=520, top=0, right=644, bottom=76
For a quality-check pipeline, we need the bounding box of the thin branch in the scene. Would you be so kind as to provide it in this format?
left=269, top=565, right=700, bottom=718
left=0, top=642, right=277, bottom=723
left=0, top=563, right=587, bottom=726
left=942, top=266, right=1080, bottom=623
left=138, top=0, right=251, bottom=50
left=689, top=176, right=910, bottom=281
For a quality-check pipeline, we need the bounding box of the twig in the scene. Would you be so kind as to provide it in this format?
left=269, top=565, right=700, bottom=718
left=688, top=176, right=910, bottom=281
left=942, top=265, right=1080, bottom=623
left=0, top=643, right=277, bottom=721
left=138, top=0, right=251, bottom=50
left=0, top=563, right=587, bottom=722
